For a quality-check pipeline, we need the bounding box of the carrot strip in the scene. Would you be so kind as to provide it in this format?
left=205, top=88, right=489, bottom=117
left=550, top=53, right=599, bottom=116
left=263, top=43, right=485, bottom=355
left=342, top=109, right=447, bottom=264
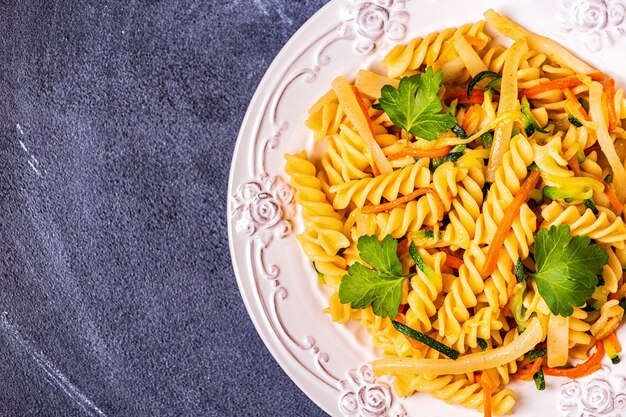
left=477, top=372, right=493, bottom=417
left=605, top=182, right=624, bottom=214
left=372, top=163, right=381, bottom=177
left=567, top=156, right=581, bottom=176
left=579, top=170, right=624, bottom=214
left=520, top=77, right=581, bottom=98
left=606, top=78, right=618, bottom=132
left=483, top=171, right=541, bottom=277
left=507, top=275, right=517, bottom=298
left=462, top=104, right=481, bottom=132
left=591, top=72, right=607, bottom=81
left=362, top=188, right=445, bottom=219
left=444, top=253, right=464, bottom=270
left=543, top=340, right=604, bottom=378
left=501, top=304, right=511, bottom=319
left=520, top=73, right=604, bottom=98
left=353, top=87, right=375, bottom=136
left=353, top=86, right=385, bottom=176
left=388, top=146, right=453, bottom=160
left=396, top=238, right=410, bottom=257
left=515, top=357, right=544, bottom=381
left=445, top=88, right=485, bottom=105
left=563, top=88, right=591, bottom=121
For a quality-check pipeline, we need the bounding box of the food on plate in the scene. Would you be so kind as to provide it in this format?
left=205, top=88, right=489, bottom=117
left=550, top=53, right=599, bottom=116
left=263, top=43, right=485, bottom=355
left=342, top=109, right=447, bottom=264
left=285, top=9, right=626, bottom=416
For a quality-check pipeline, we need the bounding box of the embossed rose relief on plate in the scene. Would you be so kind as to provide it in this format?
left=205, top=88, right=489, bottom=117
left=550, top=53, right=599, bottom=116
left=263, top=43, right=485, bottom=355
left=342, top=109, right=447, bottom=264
left=341, top=0, right=409, bottom=54
left=559, top=0, right=626, bottom=50
left=559, top=366, right=626, bottom=417
left=338, top=366, right=406, bottom=417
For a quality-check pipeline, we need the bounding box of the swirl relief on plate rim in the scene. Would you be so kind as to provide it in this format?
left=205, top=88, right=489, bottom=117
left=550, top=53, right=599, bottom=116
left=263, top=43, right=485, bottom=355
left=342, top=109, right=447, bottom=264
left=340, top=0, right=409, bottom=54
left=338, top=366, right=406, bottom=417
left=559, top=0, right=626, bottom=50
left=559, top=365, right=626, bottom=417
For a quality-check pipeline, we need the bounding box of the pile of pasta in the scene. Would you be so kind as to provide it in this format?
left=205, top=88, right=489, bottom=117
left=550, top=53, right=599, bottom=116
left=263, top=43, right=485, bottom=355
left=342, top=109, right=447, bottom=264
left=285, top=10, right=626, bottom=416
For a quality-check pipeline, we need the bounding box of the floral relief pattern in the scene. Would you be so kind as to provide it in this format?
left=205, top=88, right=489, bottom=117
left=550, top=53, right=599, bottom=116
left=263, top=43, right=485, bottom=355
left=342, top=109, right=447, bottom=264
left=231, top=175, right=294, bottom=242
left=559, top=366, right=626, bottom=417
left=341, top=0, right=409, bottom=54
left=338, top=366, right=407, bottom=417
left=559, top=0, right=626, bottom=50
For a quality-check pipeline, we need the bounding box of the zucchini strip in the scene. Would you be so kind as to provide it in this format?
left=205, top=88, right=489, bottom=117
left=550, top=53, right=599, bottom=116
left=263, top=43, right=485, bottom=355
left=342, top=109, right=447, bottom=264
left=392, top=321, right=460, bottom=360
left=534, top=366, right=546, bottom=391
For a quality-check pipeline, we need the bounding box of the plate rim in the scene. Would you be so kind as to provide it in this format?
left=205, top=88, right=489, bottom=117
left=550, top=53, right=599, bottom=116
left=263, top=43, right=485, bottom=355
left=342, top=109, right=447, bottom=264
left=226, top=0, right=626, bottom=416
left=227, top=1, right=342, bottom=415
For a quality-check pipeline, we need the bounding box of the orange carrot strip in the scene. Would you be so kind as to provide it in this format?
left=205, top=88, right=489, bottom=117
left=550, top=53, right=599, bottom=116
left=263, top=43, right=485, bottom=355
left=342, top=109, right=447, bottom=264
left=520, top=73, right=605, bottom=98
left=396, top=238, right=410, bottom=258
left=388, top=146, right=453, bottom=160
left=353, top=87, right=375, bottom=136
left=397, top=238, right=409, bottom=251
left=462, top=104, right=481, bottom=132
left=543, top=341, right=604, bottom=378
left=563, top=88, right=591, bottom=121
left=590, top=72, right=607, bottom=81
left=477, top=372, right=493, bottom=417
left=362, top=188, right=445, bottom=219
left=606, top=78, right=618, bottom=132
left=440, top=247, right=463, bottom=269
left=520, top=77, right=582, bottom=98
left=507, top=275, right=517, bottom=299
left=445, top=88, right=485, bottom=105
left=515, top=357, right=544, bottom=381
left=579, top=170, right=624, bottom=214
left=483, top=171, right=541, bottom=277
left=605, top=182, right=624, bottom=214
left=444, top=253, right=464, bottom=270
left=353, top=86, right=384, bottom=175
left=501, top=304, right=511, bottom=319
left=568, top=156, right=581, bottom=176
left=372, top=163, right=381, bottom=177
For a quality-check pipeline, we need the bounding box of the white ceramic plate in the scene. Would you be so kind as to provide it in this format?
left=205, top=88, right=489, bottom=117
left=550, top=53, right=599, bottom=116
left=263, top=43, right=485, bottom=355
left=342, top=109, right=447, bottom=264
left=228, top=0, right=626, bottom=415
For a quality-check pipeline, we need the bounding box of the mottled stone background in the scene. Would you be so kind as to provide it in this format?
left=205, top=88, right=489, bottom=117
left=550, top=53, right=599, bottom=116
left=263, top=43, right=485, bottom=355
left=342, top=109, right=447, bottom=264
left=0, top=1, right=327, bottom=415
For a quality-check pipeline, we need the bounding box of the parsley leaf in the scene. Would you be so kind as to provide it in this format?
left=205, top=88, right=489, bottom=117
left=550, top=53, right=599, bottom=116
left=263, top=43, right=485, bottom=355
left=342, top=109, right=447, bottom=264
left=531, top=224, right=609, bottom=317
left=376, top=67, right=457, bottom=141
left=339, top=235, right=407, bottom=318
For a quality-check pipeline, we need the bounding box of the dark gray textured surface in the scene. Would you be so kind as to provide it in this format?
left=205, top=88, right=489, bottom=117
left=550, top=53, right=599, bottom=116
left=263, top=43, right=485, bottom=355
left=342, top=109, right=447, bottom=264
left=0, top=1, right=328, bottom=416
